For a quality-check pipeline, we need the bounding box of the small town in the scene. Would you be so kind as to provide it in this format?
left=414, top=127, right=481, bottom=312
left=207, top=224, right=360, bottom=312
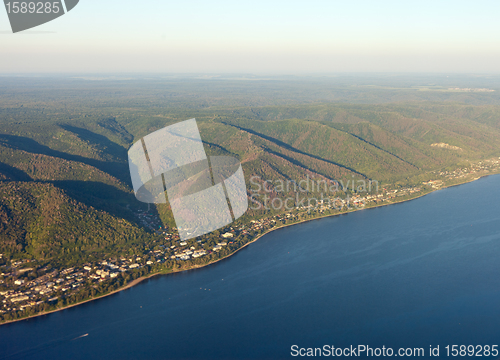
left=1, top=157, right=500, bottom=321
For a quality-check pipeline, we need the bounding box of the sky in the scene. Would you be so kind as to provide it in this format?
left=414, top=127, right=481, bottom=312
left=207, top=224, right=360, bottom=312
left=1, top=0, right=500, bottom=74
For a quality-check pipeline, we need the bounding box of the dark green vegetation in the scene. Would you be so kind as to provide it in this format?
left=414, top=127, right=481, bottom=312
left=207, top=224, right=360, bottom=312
left=2, top=76, right=500, bottom=259
left=1, top=75, right=500, bottom=321
left=1, top=76, right=500, bottom=258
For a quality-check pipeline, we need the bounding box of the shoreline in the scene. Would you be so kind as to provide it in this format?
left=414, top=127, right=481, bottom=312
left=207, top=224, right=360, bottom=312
left=1, top=172, right=496, bottom=327
left=0, top=271, right=162, bottom=327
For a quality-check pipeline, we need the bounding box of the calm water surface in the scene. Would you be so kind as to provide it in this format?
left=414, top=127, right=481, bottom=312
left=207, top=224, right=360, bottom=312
left=2, top=176, right=500, bottom=359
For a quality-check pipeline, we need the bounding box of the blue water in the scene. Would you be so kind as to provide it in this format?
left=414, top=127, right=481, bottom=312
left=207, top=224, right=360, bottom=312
left=2, top=176, right=500, bottom=359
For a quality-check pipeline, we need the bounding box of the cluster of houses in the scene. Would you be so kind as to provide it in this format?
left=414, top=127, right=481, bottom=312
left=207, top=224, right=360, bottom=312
left=1, top=226, right=247, bottom=316
left=0, top=248, right=178, bottom=314
left=1, top=265, right=86, bottom=313
left=172, top=246, right=208, bottom=261
left=436, top=158, right=500, bottom=180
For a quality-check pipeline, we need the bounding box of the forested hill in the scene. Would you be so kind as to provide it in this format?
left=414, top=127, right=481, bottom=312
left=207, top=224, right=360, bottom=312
left=1, top=76, right=500, bottom=265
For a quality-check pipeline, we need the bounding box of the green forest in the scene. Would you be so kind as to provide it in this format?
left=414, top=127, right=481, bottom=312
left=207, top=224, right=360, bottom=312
left=1, top=75, right=500, bottom=322
left=1, top=76, right=500, bottom=263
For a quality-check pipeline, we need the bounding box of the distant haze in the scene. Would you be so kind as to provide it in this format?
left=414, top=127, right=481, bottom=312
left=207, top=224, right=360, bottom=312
left=1, top=0, right=499, bottom=74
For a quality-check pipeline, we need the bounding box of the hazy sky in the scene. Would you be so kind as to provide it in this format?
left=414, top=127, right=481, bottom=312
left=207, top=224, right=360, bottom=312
left=1, top=0, right=499, bottom=74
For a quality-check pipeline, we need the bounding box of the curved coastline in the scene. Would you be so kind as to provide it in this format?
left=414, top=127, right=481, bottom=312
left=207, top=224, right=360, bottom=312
left=0, top=173, right=495, bottom=327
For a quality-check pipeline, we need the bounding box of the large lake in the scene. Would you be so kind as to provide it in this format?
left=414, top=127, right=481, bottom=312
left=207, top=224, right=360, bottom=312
left=2, top=175, right=500, bottom=359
